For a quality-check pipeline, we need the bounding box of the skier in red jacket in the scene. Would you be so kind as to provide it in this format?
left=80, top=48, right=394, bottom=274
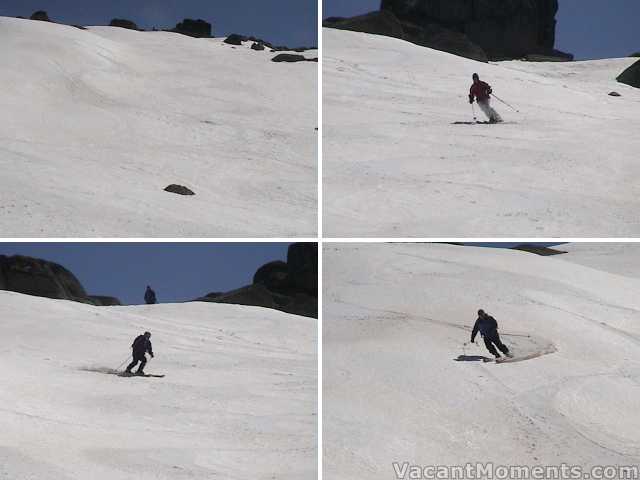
left=469, top=73, right=502, bottom=123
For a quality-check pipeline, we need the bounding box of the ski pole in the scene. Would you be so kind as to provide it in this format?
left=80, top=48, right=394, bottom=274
left=115, top=354, right=131, bottom=372
left=491, top=94, right=519, bottom=112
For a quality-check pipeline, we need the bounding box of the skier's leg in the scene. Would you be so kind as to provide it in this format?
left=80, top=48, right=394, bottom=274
left=493, top=333, right=510, bottom=355
left=125, top=358, right=138, bottom=373
left=486, top=99, right=502, bottom=123
left=135, top=356, right=147, bottom=374
left=477, top=100, right=491, bottom=121
left=483, top=337, right=500, bottom=357
left=479, top=99, right=502, bottom=123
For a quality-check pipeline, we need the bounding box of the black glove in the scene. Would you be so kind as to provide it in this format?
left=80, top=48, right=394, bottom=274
left=150, top=353, right=154, bottom=358
left=470, top=338, right=475, bottom=343
left=488, top=88, right=492, bottom=94
left=469, top=98, right=474, bottom=104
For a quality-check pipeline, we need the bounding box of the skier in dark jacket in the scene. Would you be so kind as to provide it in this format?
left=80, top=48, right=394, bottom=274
left=469, top=73, right=502, bottom=123
left=144, top=286, right=157, bottom=305
left=125, top=331, right=154, bottom=374
left=471, top=309, right=511, bottom=359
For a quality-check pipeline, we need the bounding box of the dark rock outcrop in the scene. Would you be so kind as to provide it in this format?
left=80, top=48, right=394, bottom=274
left=30, top=11, right=51, bottom=22
left=110, top=19, right=138, bottom=30
left=172, top=18, right=212, bottom=38
left=511, top=245, right=567, bottom=256
left=253, top=261, right=290, bottom=291
left=608, top=91, right=621, bottom=97
left=164, top=184, right=195, bottom=196
left=0, top=255, right=121, bottom=306
left=325, top=0, right=572, bottom=62
left=224, top=33, right=247, bottom=45
left=196, top=243, right=317, bottom=318
left=381, top=0, right=571, bottom=61
left=324, top=10, right=486, bottom=62
left=272, top=54, right=315, bottom=63
left=88, top=295, right=122, bottom=306
left=324, top=10, right=405, bottom=39
left=617, top=59, right=640, bottom=89
left=287, top=243, right=317, bottom=295
left=251, top=42, right=265, bottom=51
left=401, top=19, right=488, bottom=62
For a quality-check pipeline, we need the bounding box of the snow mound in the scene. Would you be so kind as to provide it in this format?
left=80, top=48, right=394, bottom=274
left=0, top=17, right=317, bottom=236
left=323, top=28, right=640, bottom=236
left=324, top=243, right=640, bottom=478
left=0, top=291, right=316, bottom=479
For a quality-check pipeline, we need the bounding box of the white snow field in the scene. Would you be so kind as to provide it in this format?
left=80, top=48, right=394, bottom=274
left=324, top=243, right=640, bottom=479
left=0, top=17, right=317, bottom=236
left=323, top=29, right=640, bottom=236
left=0, top=291, right=316, bottom=479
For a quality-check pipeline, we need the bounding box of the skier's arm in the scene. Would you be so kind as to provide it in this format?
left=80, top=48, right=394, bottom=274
left=471, top=319, right=479, bottom=342
left=469, top=86, right=475, bottom=103
left=148, top=341, right=154, bottom=357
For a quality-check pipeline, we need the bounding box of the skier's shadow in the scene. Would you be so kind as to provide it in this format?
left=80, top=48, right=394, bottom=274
left=453, top=355, right=493, bottom=362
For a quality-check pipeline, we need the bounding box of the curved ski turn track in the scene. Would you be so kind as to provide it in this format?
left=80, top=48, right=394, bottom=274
left=323, top=243, right=640, bottom=479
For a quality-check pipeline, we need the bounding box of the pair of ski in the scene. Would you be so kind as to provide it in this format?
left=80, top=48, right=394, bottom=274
left=118, top=371, right=165, bottom=378
left=483, top=353, right=515, bottom=364
left=452, top=120, right=516, bottom=125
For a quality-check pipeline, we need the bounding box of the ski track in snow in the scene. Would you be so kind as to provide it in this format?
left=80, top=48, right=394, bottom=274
left=0, top=18, right=317, bottom=237
left=323, top=29, right=640, bottom=236
left=323, top=243, right=640, bottom=479
left=0, top=292, right=317, bottom=479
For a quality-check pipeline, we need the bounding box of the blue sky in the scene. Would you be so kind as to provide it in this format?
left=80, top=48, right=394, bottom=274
left=323, top=0, right=640, bottom=60
left=0, top=243, right=292, bottom=305
left=0, top=0, right=318, bottom=46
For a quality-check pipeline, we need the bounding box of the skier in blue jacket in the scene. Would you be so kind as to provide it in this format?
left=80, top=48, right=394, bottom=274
left=471, top=309, right=511, bottom=359
left=125, top=331, right=154, bottom=374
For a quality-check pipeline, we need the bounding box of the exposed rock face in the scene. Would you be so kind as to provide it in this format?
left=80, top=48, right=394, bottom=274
left=324, top=10, right=486, bottom=62
left=380, top=0, right=570, bottom=60
left=0, top=255, right=121, bottom=306
left=173, top=19, right=212, bottom=38
left=88, top=295, right=122, bottom=306
left=30, top=11, right=51, bottom=22
left=401, top=19, right=488, bottom=62
left=324, top=10, right=405, bottom=39
left=251, top=42, right=265, bottom=51
left=287, top=243, right=317, bottom=295
left=325, top=0, right=572, bottom=62
left=196, top=243, right=317, bottom=318
left=224, top=33, right=247, bottom=45
left=617, top=59, right=640, bottom=89
left=253, top=261, right=290, bottom=291
left=110, top=19, right=138, bottom=30
left=164, top=184, right=195, bottom=196
left=272, top=54, right=316, bottom=63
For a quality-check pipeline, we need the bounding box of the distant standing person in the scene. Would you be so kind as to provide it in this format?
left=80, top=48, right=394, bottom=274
left=125, top=331, right=154, bottom=375
left=469, top=73, right=503, bottom=123
left=144, top=285, right=157, bottom=304
left=471, top=309, right=512, bottom=359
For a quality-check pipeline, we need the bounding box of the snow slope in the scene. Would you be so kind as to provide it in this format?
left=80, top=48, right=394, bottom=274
left=0, top=18, right=317, bottom=236
left=561, top=242, right=640, bottom=279
left=323, top=29, right=640, bottom=236
left=324, top=243, right=640, bottom=479
left=0, top=291, right=316, bottom=479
